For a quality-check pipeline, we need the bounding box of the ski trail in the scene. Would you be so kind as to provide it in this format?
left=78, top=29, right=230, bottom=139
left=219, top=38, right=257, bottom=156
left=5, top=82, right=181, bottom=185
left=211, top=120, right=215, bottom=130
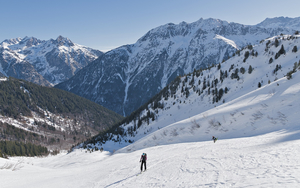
left=103, top=173, right=140, bottom=188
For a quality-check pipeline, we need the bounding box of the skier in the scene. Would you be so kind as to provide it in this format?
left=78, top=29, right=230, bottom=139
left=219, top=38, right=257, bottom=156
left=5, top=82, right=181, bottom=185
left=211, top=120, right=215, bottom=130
left=212, top=136, right=217, bottom=143
left=140, top=153, right=147, bottom=172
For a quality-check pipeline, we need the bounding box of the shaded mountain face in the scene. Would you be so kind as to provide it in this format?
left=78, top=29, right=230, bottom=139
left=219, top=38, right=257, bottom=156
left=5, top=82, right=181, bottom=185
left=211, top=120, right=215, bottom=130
left=56, top=18, right=298, bottom=116
left=0, top=36, right=103, bottom=86
left=0, top=77, right=123, bottom=150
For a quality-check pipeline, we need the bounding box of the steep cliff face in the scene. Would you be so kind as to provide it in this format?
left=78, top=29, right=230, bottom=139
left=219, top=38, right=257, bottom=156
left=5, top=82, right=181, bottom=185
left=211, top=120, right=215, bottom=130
left=56, top=18, right=298, bottom=116
left=0, top=36, right=103, bottom=85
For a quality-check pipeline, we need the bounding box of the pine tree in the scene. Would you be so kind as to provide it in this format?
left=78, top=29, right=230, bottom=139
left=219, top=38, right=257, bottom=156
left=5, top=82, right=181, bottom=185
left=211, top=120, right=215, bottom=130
left=247, top=45, right=253, bottom=50
left=269, top=57, right=273, bottom=64
left=218, top=88, right=224, bottom=101
left=248, top=65, right=253, bottom=74
left=286, top=71, right=293, bottom=80
left=243, top=51, right=250, bottom=62
left=279, top=44, right=286, bottom=55
left=292, top=46, right=298, bottom=53
left=225, top=87, right=229, bottom=94
left=274, top=38, right=279, bottom=47
left=275, top=45, right=286, bottom=59
left=202, top=77, right=206, bottom=90
left=240, top=67, right=245, bottom=74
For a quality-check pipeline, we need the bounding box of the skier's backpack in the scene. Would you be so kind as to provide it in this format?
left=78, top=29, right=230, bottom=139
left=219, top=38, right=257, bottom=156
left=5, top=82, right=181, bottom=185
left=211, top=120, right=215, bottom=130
left=142, top=153, right=147, bottom=161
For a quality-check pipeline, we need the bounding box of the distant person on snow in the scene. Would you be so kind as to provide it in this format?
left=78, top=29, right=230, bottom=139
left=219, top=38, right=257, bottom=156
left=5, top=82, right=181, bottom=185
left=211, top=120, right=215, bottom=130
left=140, top=153, right=147, bottom=172
left=212, top=136, right=217, bottom=143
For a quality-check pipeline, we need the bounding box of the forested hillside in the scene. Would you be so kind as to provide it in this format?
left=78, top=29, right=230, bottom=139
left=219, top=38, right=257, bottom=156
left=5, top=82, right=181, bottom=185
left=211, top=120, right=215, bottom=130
left=0, top=77, right=123, bottom=150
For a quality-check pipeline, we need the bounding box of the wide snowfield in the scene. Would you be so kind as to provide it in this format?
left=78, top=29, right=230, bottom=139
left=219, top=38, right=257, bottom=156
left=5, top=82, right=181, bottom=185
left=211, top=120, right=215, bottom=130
left=1, top=129, right=300, bottom=187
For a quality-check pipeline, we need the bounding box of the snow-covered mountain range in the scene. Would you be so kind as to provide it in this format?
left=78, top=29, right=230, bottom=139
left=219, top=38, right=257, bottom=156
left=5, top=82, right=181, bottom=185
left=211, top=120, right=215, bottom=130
left=3, top=32, right=300, bottom=188
left=56, top=17, right=300, bottom=116
left=0, top=36, right=102, bottom=86
left=80, top=33, right=300, bottom=153
left=2, top=17, right=300, bottom=188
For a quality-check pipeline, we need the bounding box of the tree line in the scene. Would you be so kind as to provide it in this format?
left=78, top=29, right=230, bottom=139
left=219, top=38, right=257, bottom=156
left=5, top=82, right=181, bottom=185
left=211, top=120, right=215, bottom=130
left=0, top=140, right=48, bottom=158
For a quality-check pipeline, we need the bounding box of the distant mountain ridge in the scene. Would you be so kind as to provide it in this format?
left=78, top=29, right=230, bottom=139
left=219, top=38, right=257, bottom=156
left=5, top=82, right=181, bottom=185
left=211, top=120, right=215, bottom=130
left=257, top=16, right=300, bottom=30
left=56, top=17, right=300, bottom=116
left=0, top=36, right=103, bottom=85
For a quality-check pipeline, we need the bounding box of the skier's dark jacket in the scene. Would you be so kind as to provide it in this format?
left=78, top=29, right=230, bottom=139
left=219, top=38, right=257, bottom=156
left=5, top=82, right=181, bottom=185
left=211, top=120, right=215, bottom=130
left=140, top=154, right=147, bottom=162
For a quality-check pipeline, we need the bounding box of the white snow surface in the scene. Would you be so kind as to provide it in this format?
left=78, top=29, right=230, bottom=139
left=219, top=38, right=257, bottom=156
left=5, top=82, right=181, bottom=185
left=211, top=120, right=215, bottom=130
left=1, top=34, right=300, bottom=187
left=1, top=127, right=300, bottom=187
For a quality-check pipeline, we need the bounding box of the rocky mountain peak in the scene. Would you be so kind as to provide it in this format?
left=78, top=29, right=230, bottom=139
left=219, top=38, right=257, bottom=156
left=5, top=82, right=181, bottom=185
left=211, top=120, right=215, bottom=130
left=257, top=16, right=300, bottom=30
left=54, top=35, right=75, bottom=47
left=19, top=36, right=42, bottom=48
left=138, top=18, right=237, bottom=44
left=0, top=37, right=22, bottom=46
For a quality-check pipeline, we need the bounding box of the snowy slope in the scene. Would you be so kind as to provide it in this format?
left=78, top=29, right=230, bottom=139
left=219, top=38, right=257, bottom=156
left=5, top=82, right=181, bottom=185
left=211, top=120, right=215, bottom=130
left=81, top=34, right=300, bottom=153
left=56, top=17, right=298, bottom=116
left=1, top=71, right=300, bottom=187
left=0, top=36, right=102, bottom=85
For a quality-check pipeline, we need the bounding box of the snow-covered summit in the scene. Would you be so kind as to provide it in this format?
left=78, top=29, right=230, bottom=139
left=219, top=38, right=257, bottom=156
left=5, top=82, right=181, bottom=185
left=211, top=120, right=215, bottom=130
left=2, top=36, right=44, bottom=52
left=257, top=16, right=300, bottom=30
left=0, top=37, right=22, bottom=46
left=138, top=18, right=232, bottom=43
left=51, top=35, right=75, bottom=47
left=0, top=36, right=103, bottom=85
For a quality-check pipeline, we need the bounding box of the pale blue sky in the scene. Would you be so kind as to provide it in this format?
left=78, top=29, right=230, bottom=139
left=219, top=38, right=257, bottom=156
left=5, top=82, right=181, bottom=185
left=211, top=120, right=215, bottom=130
left=1, top=0, right=300, bottom=51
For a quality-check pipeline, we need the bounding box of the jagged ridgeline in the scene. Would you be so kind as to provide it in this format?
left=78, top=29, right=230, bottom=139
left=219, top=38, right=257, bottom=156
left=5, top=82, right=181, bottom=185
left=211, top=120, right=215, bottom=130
left=0, top=77, right=123, bottom=150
